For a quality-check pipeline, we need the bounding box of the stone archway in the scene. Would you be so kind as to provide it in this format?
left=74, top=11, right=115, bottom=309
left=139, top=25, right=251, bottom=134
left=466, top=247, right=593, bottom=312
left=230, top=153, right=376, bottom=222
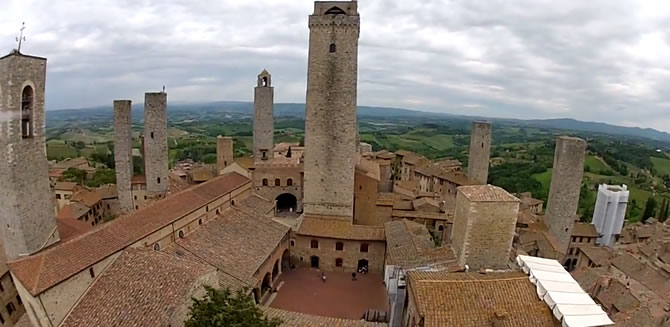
left=261, top=272, right=272, bottom=296
left=281, top=249, right=290, bottom=271
left=276, top=193, right=298, bottom=215
left=272, top=259, right=280, bottom=281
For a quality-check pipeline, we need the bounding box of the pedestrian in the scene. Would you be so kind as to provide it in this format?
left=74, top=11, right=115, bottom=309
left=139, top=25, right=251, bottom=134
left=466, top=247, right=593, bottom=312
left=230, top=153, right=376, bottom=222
left=322, top=273, right=327, bottom=283
left=352, top=272, right=357, bottom=281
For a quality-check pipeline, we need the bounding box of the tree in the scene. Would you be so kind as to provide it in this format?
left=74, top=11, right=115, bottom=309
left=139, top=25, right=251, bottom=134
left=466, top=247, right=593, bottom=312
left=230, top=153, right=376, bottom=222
left=657, top=199, right=666, bottom=220
left=185, top=287, right=281, bottom=327
left=62, top=168, right=87, bottom=184
left=642, top=197, right=657, bottom=222
left=85, top=169, right=116, bottom=187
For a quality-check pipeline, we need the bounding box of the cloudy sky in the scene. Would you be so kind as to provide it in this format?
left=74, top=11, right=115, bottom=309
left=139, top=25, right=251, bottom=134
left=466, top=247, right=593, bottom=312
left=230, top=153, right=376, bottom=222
left=2, top=0, right=670, bottom=132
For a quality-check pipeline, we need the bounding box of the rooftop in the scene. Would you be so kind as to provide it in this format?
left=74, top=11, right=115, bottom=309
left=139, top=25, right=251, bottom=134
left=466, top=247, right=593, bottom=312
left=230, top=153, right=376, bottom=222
left=384, top=219, right=457, bottom=269
left=297, top=215, right=385, bottom=241
left=71, top=189, right=103, bottom=207
left=54, top=182, right=78, bottom=191
left=572, top=222, right=600, bottom=238
left=264, top=307, right=386, bottom=327
left=458, top=185, right=520, bottom=202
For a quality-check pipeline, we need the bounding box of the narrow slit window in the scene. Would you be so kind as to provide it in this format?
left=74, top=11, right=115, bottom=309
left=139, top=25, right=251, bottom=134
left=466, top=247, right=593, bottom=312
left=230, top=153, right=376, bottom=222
left=329, top=43, right=336, bottom=53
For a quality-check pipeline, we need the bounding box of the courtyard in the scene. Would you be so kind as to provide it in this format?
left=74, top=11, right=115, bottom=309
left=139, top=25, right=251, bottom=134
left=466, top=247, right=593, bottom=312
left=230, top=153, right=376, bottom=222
left=269, top=267, right=389, bottom=320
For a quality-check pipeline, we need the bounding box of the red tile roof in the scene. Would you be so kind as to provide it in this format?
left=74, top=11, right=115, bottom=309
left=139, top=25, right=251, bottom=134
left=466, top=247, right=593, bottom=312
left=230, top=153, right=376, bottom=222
left=297, top=216, right=386, bottom=241
left=263, top=307, right=386, bottom=326
left=9, top=172, right=250, bottom=296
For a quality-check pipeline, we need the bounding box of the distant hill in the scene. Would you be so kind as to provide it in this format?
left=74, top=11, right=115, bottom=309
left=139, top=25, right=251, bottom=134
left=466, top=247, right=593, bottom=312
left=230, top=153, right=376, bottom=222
left=47, top=101, right=670, bottom=145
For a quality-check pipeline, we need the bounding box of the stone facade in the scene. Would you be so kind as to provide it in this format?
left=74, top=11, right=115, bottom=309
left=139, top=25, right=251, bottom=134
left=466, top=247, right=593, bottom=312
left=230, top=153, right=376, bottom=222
left=216, top=136, right=234, bottom=173
left=0, top=52, right=59, bottom=259
left=303, top=2, right=359, bottom=220
left=113, top=100, right=134, bottom=214
left=143, top=92, right=169, bottom=199
left=253, top=70, right=274, bottom=162
left=290, top=234, right=385, bottom=273
left=252, top=162, right=303, bottom=212
left=467, top=121, right=492, bottom=184
left=545, top=136, right=586, bottom=253
left=353, top=170, right=379, bottom=226
left=451, top=185, right=519, bottom=270
left=0, top=271, right=25, bottom=326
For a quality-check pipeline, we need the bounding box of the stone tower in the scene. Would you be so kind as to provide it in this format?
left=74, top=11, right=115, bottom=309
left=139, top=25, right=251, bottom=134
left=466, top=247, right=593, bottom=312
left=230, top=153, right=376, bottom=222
left=467, top=121, right=492, bottom=184
left=0, top=51, right=60, bottom=259
left=253, top=70, right=274, bottom=162
left=303, top=1, right=360, bottom=220
left=114, top=100, right=134, bottom=213
left=451, top=185, right=520, bottom=270
left=545, top=136, right=586, bottom=253
left=217, top=136, right=234, bottom=173
left=143, top=92, right=169, bottom=199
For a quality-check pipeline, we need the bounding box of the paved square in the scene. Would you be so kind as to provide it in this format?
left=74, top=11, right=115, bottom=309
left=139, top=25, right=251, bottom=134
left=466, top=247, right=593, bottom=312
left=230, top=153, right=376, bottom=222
left=270, top=267, right=389, bottom=320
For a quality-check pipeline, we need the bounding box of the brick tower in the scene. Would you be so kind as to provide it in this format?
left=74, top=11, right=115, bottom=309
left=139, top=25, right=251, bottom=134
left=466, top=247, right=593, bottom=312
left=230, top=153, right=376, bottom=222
left=114, top=100, right=134, bottom=213
left=253, top=70, right=274, bottom=162
left=303, top=1, right=360, bottom=220
left=217, top=136, right=234, bottom=173
left=0, top=51, right=60, bottom=259
left=545, top=136, right=586, bottom=253
left=467, top=121, right=492, bottom=184
left=143, top=92, right=169, bottom=200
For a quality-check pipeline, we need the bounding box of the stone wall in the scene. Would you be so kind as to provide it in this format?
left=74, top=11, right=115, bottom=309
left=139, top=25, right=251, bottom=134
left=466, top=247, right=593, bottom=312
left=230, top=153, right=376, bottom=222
left=254, top=71, right=274, bottom=162
left=113, top=100, right=134, bottom=214
left=252, top=165, right=303, bottom=212
left=302, top=2, right=359, bottom=220
left=143, top=92, right=168, bottom=199
left=353, top=171, right=379, bottom=226
left=0, top=272, right=25, bottom=326
left=545, top=136, right=586, bottom=253
left=0, top=53, right=60, bottom=259
left=467, top=121, right=491, bottom=184
left=216, top=136, right=234, bottom=173
left=290, top=234, right=385, bottom=273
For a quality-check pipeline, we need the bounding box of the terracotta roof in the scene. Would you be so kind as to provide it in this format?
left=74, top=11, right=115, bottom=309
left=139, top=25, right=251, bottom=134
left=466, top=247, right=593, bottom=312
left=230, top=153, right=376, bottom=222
left=611, top=252, right=670, bottom=301
left=48, top=168, right=66, bottom=178
left=263, top=307, right=386, bottom=327
left=188, top=167, right=215, bottom=182
left=60, top=248, right=215, bottom=327
left=297, top=216, right=386, bottom=241
left=457, top=185, right=520, bottom=202
left=55, top=181, right=78, bottom=191
left=384, top=219, right=457, bottom=269
left=441, top=171, right=478, bottom=186
left=597, top=280, right=641, bottom=314
left=57, top=202, right=90, bottom=220
left=71, top=189, right=103, bottom=208
left=235, top=156, right=254, bottom=169
left=374, top=150, right=395, bottom=160
left=56, top=216, right=94, bottom=242
left=235, top=194, right=275, bottom=218
left=168, top=172, right=191, bottom=194
left=356, top=158, right=380, bottom=181
left=571, top=267, right=607, bottom=294
left=397, top=151, right=428, bottom=165
left=131, top=175, right=146, bottom=185
left=572, top=222, right=600, bottom=237
left=579, top=246, right=613, bottom=266
left=9, top=172, right=250, bottom=296
left=393, top=200, right=414, bottom=210
left=95, top=184, right=117, bottom=199
left=394, top=180, right=418, bottom=192
left=14, top=315, right=32, bottom=327
left=412, top=197, right=440, bottom=211
left=407, top=271, right=559, bottom=327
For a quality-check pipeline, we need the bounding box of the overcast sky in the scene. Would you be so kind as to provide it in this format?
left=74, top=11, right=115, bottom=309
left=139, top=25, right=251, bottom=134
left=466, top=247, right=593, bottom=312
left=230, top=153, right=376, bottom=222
left=2, top=1, right=670, bottom=132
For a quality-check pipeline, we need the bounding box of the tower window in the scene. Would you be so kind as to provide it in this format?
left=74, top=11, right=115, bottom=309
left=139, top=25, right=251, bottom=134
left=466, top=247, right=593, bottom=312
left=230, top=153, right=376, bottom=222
left=325, top=6, right=346, bottom=15
left=157, top=177, right=161, bottom=184
left=262, top=178, right=268, bottom=186
left=360, top=243, right=369, bottom=253
left=275, top=178, right=281, bottom=186
left=89, top=267, right=95, bottom=278
left=178, top=230, right=185, bottom=238
left=151, top=132, right=154, bottom=139
left=262, top=77, right=268, bottom=87
left=153, top=243, right=161, bottom=251
left=329, top=43, right=336, bottom=53
left=287, top=178, right=293, bottom=186
left=21, top=86, right=34, bottom=138
left=310, top=240, right=319, bottom=249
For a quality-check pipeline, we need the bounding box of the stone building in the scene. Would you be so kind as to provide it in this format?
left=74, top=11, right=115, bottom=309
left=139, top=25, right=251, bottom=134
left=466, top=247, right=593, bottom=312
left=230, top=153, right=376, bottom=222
left=252, top=159, right=303, bottom=214
left=216, top=136, right=234, bottom=173
left=467, top=120, right=492, bottom=184
left=143, top=92, right=169, bottom=200
left=0, top=51, right=60, bottom=260
left=303, top=1, right=360, bottom=219
left=113, top=100, right=134, bottom=214
left=354, top=158, right=381, bottom=226
left=394, top=150, right=429, bottom=182
left=451, top=185, right=520, bottom=270
left=54, top=182, right=79, bottom=210
left=253, top=70, right=274, bottom=162
left=545, top=136, right=586, bottom=253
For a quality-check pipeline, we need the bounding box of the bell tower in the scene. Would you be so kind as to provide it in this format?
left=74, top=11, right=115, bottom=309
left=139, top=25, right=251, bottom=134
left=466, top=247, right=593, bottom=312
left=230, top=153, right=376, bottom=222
left=253, top=70, right=274, bottom=162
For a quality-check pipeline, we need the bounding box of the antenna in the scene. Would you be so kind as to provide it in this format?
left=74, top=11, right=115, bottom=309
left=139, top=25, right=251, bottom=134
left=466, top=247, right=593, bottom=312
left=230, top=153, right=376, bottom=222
left=162, top=85, right=166, bottom=93
left=15, top=22, right=26, bottom=53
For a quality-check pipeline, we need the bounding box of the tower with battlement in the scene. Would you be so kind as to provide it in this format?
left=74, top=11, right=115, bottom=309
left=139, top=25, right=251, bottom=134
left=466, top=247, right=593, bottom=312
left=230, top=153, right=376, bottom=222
left=143, top=92, right=168, bottom=200
left=545, top=136, right=586, bottom=253
left=303, top=1, right=360, bottom=220
left=114, top=100, right=134, bottom=213
left=467, top=121, right=491, bottom=184
left=254, top=70, right=274, bottom=162
left=217, top=136, right=234, bottom=173
left=0, top=51, right=60, bottom=259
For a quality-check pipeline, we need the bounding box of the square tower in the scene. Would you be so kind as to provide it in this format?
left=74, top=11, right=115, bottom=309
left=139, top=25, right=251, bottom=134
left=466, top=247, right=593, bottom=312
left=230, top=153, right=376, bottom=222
left=303, top=1, right=360, bottom=220
left=143, top=92, right=169, bottom=199
left=0, top=51, right=60, bottom=259
left=253, top=70, right=274, bottom=162
left=217, top=136, right=234, bottom=173
left=451, top=185, right=519, bottom=270
left=467, top=121, right=491, bottom=184
left=114, top=100, right=134, bottom=213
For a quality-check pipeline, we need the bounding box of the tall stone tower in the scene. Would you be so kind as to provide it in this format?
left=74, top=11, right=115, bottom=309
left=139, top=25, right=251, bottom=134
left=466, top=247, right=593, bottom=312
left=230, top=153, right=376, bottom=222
left=253, top=70, right=274, bottom=162
left=143, top=92, right=169, bottom=199
left=545, top=136, right=586, bottom=253
left=451, top=185, right=519, bottom=270
left=0, top=51, right=60, bottom=259
left=217, top=136, right=234, bottom=173
left=114, top=100, right=134, bottom=213
left=467, top=121, right=492, bottom=184
left=303, top=1, right=360, bottom=220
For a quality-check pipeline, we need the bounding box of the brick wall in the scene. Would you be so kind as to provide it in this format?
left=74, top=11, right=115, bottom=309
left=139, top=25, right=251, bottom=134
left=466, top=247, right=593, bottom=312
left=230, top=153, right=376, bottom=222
left=290, top=234, right=385, bottom=273
left=353, top=171, right=379, bottom=226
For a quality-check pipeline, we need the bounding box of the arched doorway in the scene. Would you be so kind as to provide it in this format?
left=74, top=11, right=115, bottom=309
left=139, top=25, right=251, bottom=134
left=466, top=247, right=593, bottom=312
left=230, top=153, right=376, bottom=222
left=261, top=273, right=272, bottom=296
left=272, top=259, right=280, bottom=281
left=281, top=249, right=290, bottom=271
left=310, top=256, right=320, bottom=269
left=276, top=193, right=297, bottom=215
left=253, top=288, right=261, bottom=304
left=357, top=259, right=369, bottom=272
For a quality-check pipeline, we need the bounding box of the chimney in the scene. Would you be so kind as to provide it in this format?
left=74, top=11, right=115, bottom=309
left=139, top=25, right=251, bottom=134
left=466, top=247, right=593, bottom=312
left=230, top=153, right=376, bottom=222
left=491, top=309, right=508, bottom=327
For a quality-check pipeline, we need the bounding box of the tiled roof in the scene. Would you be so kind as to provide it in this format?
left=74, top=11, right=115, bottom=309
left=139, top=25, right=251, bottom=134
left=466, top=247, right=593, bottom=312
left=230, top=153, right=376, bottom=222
left=570, top=267, right=607, bottom=294
left=13, top=315, right=32, bottom=327
left=263, top=307, right=387, bottom=326
left=579, top=246, right=612, bottom=266
left=374, top=150, right=395, bottom=160
left=407, top=271, right=559, bottom=327
left=611, top=252, right=670, bottom=301
left=235, top=156, right=255, bottom=169
left=71, top=189, right=103, bottom=207
left=572, top=222, right=599, bottom=237
left=441, top=171, right=478, bottom=186
left=384, top=219, right=457, bottom=268
left=54, top=181, right=78, bottom=191
left=95, top=184, right=118, bottom=199
left=9, top=172, right=250, bottom=296
left=457, top=185, right=520, bottom=202
left=297, top=216, right=386, bottom=241
left=60, top=248, right=215, bottom=327
left=57, top=202, right=89, bottom=220
left=356, top=158, right=380, bottom=181
left=57, top=216, right=94, bottom=242
left=188, top=167, right=215, bottom=182
left=235, top=194, right=275, bottom=218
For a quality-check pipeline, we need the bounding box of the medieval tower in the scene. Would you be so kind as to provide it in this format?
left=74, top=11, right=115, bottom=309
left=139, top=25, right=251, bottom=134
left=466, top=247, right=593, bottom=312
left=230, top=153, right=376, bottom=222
left=303, top=1, right=360, bottom=220
left=114, top=100, right=134, bottom=213
left=143, top=92, right=169, bottom=199
left=253, top=70, right=274, bottom=162
left=217, top=135, right=234, bottom=173
left=0, top=51, right=60, bottom=259
left=545, top=136, right=586, bottom=253
left=467, top=121, right=492, bottom=184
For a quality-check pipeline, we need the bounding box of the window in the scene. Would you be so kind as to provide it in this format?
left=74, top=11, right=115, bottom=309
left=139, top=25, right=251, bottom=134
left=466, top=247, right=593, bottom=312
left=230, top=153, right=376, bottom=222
left=231, top=200, right=236, bottom=206
left=290, top=240, right=295, bottom=247
left=329, top=43, right=336, bottom=53
left=178, top=230, right=185, bottom=238
left=15, top=295, right=21, bottom=306
left=198, top=218, right=203, bottom=225
left=216, top=209, right=220, bottom=214
left=89, top=267, right=95, bottom=278
left=360, top=243, right=369, bottom=253
left=144, top=195, right=147, bottom=200
left=438, top=225, right=444, bottom=231
left=21, top=86, right=34, bottom=138
left=336, top=258, right=343, bottom=267
left=153, top=243, right=161, bottom=251
left=134, top=195, right=137, bottom=200
left=224, top=161, right=227, bottom=166
left=275, top=179, right=281, bottom=186
left=56, top=194, right=62, bottom=199
left=157, top=177, right=161, bottom=184
left=0, top=281, right=4, bottom=292
left=135, top=205, right=139, bottom=210
left=310, top=240, right=319, bottom=249
left=6, top=302, right=15, bottom=315
left=206, top=206, right=209, bottom=212
left=262, top=76, right=268, bottom=87
left=335, top=242, right=344, bottom=251
left=150, top=132, right=154, bottom=139
left=287, top=178, right=293, bottom=186
left=262, top=179, right=268, bottom=186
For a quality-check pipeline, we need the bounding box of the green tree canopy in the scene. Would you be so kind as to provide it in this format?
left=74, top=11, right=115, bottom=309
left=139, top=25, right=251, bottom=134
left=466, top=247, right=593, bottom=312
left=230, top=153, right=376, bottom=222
left=185, top=287, right=281, bottom=327
left=62, top=168, right=87, bottom=184
left=642, top=197, right=658, bottom=222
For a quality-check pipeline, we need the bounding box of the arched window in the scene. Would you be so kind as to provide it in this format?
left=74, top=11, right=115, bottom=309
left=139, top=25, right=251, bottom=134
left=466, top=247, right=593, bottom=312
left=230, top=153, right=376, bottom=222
left=329, top=43, right=336, bottom=53
left=178, top=230, right=185, bottom=238
left=262, top=178, right=268, bottom=186
left=153, top=243, right=161, bottom=251
left=275, top=178, right=281, bottom=186
left=310, top=240, right=319, bottom=249
left=287, top=178, right=293, bottom=186
left=21, top=86, right=34, bottom=138
left=335, top=258, right=343, bottom=267
left=335, top=242, right=344, bottom=251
